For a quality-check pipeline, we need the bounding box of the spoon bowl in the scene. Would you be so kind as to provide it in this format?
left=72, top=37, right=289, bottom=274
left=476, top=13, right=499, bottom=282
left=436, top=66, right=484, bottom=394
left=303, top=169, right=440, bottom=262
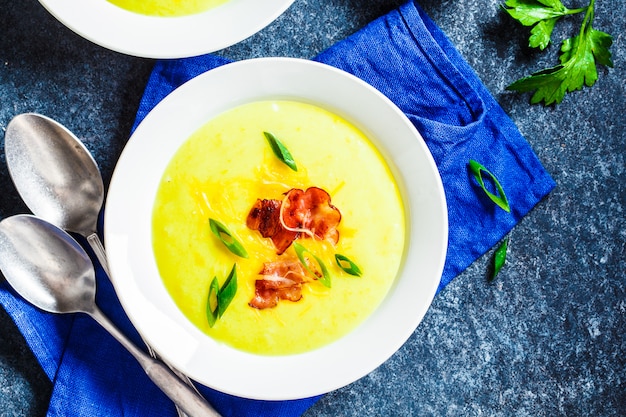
left=4, top=113, right=103, bottom=237
left=0, top=214, right=94, bottom=314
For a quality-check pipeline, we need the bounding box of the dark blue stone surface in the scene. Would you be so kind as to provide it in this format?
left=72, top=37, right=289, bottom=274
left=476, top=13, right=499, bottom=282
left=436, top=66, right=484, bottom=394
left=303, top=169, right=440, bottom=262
left=1, top=0, right=624, bottom=415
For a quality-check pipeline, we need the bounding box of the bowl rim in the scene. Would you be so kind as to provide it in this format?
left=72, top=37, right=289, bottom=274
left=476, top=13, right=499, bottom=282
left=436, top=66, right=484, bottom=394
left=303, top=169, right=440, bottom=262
left=104, top=57, right=448, bottom=400
left=37, top=0, right=295, bottom=58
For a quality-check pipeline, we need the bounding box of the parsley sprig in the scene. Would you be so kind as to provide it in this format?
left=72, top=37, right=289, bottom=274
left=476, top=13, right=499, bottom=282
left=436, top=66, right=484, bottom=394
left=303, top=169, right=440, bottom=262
left=503, top=0, right=613, bottom=105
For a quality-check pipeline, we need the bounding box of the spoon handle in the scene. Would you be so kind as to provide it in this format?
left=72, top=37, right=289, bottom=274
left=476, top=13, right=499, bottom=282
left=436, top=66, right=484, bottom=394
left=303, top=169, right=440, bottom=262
left=86, top=232, right=111, bottom=277
left=89, top=306, right=222, bottom=417
left=87, top=232, right=111, bottom=277
left=87, top=233, right=203, bottom=417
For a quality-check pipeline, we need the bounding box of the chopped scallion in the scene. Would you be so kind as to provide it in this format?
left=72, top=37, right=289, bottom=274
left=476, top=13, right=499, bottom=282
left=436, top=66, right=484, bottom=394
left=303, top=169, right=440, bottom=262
left=468, top=160, right=511, bottom=212
left=264, top=131, right=298, bottom=171
left=491, top=237, right=509, bottom=281
left=206, top=276, right=220, bottom=328
left=218, top=264, right=238, bottom=317
left=335, top=254, right=362, bottom=277
left=293, top=242, right=331, bottom=288
left=206, top=264, right=238, bottom=328
left=209, top=218, right=248, bottom=258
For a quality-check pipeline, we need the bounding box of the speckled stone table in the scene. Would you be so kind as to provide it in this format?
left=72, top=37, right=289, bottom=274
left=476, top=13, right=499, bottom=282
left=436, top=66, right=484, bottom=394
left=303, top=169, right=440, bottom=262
left=1, top=0, right=624, bottom=416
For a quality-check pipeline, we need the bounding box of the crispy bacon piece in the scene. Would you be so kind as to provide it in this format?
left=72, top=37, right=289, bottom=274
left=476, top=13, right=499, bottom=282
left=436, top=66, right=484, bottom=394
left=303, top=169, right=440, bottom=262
left=246, top=187, right=342, bottom=254
left=281, top=187, right=341, bottom=244
left=249, top=260, right=307, bottom=309
left=247, top=199, right=299, bottom=254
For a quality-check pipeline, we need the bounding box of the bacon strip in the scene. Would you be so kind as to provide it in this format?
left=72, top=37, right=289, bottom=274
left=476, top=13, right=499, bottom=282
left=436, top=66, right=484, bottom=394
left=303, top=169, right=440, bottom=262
left=247, top=199, right=299, bottom=254
left=281, top=187, right=341, bottom=244
left=248, top=260, right=307, bottom=309
left=246, top=187, right=341, bottom=254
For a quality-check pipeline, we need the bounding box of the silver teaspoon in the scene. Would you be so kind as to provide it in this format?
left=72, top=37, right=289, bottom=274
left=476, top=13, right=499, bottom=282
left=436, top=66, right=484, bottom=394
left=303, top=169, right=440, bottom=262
left=0, top=214, right=221, bottom=417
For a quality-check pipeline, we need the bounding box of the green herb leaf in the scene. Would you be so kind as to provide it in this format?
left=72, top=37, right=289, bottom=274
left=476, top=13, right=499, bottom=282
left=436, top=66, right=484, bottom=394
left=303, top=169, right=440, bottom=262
left=206, top=264, right=238, bottom=328
left=468, top=160, right=511, bottom=213
left=335, top=254, right=363, bottom=277
left=263, top=131, right=297, bottom=171
left=529, top=17, right=558, bottom=50
left=491, top=237, right=509, bottom=281
left=206, top=276, right=220, bottom=328
left=209, top=218, right=248, bottom=258
left=502, top=0, right=569, bottom=28
left=218, top=264, right=238, bottom=318
left=501, top=0, right=586, bottom=49
left=505, top=0, right=613, bottom=105
left=293, top=242, right=331, bottom=288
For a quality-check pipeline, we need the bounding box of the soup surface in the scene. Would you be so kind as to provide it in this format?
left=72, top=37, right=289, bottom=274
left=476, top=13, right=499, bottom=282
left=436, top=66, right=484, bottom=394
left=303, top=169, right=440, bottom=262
left=152, top=100, right=405, bottom=355
left=108, top=0, right=228, bottom=16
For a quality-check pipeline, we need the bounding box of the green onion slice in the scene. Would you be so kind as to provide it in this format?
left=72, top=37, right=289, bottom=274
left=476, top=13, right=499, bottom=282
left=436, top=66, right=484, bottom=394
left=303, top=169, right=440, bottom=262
left=491, top=237, right=509, bottom=281
left=209, top=218, right=248, bottom=258
left=468, top=160, right=511, bottom=213
left=217, top=264, right=238, bottom=318
left=264, top=131, right=298, bottom=172
left=206, top=276, right=220, bottom=328
left=206, top=264, right=238, bottom=327
left=335, top=254, right=363, bottom=277
left=293, top=242, right=331, bottom=288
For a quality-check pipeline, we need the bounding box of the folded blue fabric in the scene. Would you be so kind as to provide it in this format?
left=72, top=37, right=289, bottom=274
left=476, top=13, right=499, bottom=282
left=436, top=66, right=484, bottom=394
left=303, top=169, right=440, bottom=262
left=0, top=1, right=555, bottom=416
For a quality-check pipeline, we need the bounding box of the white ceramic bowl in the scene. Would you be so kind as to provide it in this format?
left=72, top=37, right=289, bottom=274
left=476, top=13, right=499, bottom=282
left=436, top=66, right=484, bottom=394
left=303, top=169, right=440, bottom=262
left=38, top=0, right=294, bottom=58
left=105, top=57, right=447, bottom=400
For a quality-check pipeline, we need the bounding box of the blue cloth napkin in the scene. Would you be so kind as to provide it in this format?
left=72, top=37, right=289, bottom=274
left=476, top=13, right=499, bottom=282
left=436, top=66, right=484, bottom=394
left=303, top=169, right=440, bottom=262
left=0, top=1, right=555, bottom=416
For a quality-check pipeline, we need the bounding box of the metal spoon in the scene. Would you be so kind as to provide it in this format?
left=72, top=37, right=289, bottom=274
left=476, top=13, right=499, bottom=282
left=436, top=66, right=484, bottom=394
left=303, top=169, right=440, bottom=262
left=3, top=113, right=208, bottom=417
left=0, top=214, right=221, bottom=417
left=4, top=113, right=110, bottom=275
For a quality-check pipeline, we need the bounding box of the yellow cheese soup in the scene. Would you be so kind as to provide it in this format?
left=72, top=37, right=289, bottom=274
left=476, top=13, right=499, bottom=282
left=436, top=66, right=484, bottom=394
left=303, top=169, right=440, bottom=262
left=152, top=100, right=405, bottom=355
left=108, top=0, right=228, bottom=16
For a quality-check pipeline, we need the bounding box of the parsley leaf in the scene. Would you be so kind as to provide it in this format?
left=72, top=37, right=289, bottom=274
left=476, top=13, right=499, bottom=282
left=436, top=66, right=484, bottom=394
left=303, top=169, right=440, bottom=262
left=529, top=18, right=559, bottom=50
left=505, top=0, right=613, bottom=105
left=502, top=0, right=586, bottom=49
